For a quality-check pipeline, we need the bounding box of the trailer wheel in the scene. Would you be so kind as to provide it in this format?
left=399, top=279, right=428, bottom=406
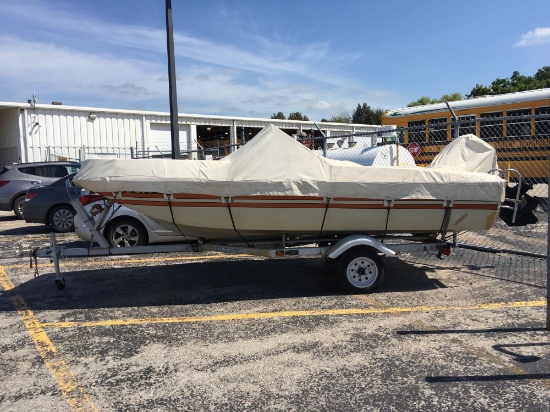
left=337, top=247, right=384, bottom=293
left=55, top=278, right=66, bottom=291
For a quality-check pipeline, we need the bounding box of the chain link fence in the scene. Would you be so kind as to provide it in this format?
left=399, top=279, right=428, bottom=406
left=302, top=115, right=548, bottom=288
left=38, top=117, right=548, bottom=287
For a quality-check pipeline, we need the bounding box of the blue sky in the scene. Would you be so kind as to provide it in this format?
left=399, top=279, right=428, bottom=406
left=1, top=0, right=549, bottom=121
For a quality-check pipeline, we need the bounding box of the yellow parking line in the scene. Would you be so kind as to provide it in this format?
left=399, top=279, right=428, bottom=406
left=0, top=267, right=97, bottom=412
left=40, top=300, right=546, bottom=329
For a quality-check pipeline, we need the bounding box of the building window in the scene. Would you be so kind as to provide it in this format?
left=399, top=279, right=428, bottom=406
left=479, top=112, right=503, bottom=139
left=535, top=106, right=550, bottom=137
left=428, top=117, right=448, bottom=143
left=407, top=120, right=425, bottom=143
left=506, top=108, right=531, bottom=138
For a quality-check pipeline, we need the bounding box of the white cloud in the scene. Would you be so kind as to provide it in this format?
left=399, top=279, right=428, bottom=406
left=0, top=2, right=392, bottom=120
left=514, top=27, right=550, bottom=47
left=0, top=36, right=164, bottom=96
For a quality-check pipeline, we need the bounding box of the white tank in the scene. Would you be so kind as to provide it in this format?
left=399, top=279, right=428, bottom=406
left=318, top=144, right=416, bottom=167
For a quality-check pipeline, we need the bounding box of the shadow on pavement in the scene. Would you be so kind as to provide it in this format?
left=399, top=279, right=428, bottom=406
left=426, top=373, right=550, bottom=382
left=0, top=225, right=54, bottom=236
left=1, top=257, right=442, bottom=311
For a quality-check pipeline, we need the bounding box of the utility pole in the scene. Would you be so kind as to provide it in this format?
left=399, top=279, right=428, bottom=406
left=166, top=0, right=180, bottom=159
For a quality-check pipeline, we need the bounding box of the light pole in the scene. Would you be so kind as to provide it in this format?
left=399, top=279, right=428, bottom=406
left=166, top=0, right=180, bottom=159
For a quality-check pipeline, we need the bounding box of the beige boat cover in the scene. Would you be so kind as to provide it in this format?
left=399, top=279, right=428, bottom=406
left=428, top=134, right=497, bottom=173
left=74, top=125, right=505, bottom=202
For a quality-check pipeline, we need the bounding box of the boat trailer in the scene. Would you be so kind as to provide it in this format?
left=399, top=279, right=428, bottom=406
left=31, top=230, right=453, bottom=294
left=30, top=167, right=531, bottom=294
left=29, top=198, right=455, bottom=294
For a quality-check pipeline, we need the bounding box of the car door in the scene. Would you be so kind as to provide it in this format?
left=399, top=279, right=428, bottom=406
left=14, top=166, right=41, bottom=192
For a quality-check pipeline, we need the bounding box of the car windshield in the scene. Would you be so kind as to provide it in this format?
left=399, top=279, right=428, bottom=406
left=67, top=165, right=80, bottom=174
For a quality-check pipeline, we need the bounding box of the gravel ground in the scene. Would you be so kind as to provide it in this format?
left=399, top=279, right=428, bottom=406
left=0, top=211, right=548, bottom=411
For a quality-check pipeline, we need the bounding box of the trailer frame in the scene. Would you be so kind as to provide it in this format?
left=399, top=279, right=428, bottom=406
left=31, top=198, right=454, bottom=293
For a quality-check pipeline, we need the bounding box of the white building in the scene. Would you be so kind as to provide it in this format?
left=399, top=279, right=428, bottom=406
left=0, top=101, right=390, bottom=165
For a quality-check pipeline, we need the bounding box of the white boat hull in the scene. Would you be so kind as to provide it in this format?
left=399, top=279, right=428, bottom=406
left=101, top=192, right=499, bottom=241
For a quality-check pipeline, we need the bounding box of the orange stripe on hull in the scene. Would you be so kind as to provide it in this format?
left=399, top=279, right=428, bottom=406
left=453, top=204, right=498, bottom=210
left=99, top=192, right=498, bottom=212
left=233, top=195, right=324, bottom=201
left=114, top=197, right=498, bottom=211
left=118, top=199, right=226, bottom=208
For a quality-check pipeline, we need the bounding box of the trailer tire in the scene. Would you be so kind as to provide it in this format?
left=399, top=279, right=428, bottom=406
left=55, top=278, right=66, bottom=291
left=336, top=247, right=384, bottom=293
left=321, top=257, right=338, bottom=277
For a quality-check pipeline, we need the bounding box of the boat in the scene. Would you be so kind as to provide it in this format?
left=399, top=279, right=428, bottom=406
left=73, top=125, right=506, bottom=242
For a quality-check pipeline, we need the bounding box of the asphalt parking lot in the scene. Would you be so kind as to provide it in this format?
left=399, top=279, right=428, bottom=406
left=0, top=211, right=549, bottom=411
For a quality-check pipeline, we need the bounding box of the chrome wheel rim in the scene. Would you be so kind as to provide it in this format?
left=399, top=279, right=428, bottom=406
left=111, top=224, right=140, bottom=247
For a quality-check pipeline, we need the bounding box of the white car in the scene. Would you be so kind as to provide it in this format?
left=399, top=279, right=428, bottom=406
left=74, top=194, right=191, bottom=247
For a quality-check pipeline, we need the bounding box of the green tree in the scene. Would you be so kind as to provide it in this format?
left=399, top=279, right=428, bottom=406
left=271, top=112, right=286, bottom=120
left=407, top=93, right=462, bottom=107
left=439, top=92, right=463, bottom=102
left=288, top=112, right=309, bottom=121
left=468, top=84, right=492, bottom=97
left=371, top=108, right=384, bottom=125
left=407, top=96, right=432, bottom=107
left=352, top=103, right=368, bottom=123
left=534, top=66, right=550, bottom=83
left=321, top=112, right=351, bottom=123
left=467, top=67, right=550, bottom=97
left=352, top=103, right=383, bottom=125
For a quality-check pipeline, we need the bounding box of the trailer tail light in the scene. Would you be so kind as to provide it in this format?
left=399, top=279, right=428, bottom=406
left=25, top=192, right=39, bottom=201
left=0, top=180, right=9, bottom=188
left=80, top=194, right=105, bottom=206
left=440, top=245, right=451, bottom=256
left=436, top=244, right=452, bottom=259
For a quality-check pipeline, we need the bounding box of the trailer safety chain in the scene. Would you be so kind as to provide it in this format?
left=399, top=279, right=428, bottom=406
left=30, top=249, right=39, bottom=278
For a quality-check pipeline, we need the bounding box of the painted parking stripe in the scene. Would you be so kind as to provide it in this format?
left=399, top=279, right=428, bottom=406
left=0, top=267, right=98, bottom=412
left=40, top=300, right=546, bottom=329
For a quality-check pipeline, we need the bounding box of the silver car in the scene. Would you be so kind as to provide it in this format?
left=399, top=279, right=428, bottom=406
left=0, top=161, right=80, bottom=219
left=74, top=194, right=189, bottom=247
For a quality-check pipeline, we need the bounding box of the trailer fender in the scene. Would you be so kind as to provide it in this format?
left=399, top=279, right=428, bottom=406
left=325, top=234, right=396, bottom=260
